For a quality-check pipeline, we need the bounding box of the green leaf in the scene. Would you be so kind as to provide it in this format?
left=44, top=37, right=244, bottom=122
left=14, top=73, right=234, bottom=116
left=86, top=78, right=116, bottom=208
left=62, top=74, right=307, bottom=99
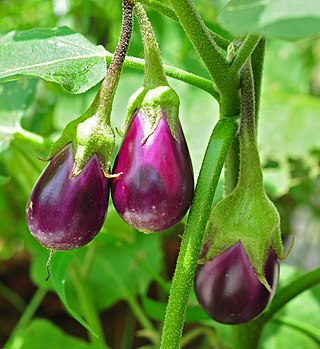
left=80, top=225, right=163, bottom=310
left=0, top=27, right=108, bottom=93
left=218, top=0, right=320, bottom=40
left=6, top=318, right=108, bottom=349
left=50, top=250, right=97, bottom=335
left=0, top=80, right=37, bottom=153
left=47, top=212, right=163, bottom=333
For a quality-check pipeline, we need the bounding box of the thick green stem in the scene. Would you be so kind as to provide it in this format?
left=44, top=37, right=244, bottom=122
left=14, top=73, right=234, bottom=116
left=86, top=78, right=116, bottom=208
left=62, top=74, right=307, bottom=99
left=106, top=53, right=218, bottom=97
left=90, top=0, right=134, bottom=121
left=160, top=117, right=238, bottom=349
left=135, top=0, right=231, bottom=50
left=135, top=3, right=168, bottom=87
left=232, top=321, right=264, bottom=349
left=169, top=0, right=240, bottom=117
left=230, top=34, right=262, bottom=73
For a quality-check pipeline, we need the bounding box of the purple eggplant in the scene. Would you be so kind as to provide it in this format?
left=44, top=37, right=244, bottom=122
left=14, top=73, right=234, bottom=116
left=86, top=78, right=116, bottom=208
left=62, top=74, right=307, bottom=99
left=111, top=111, right=194, bottom=232
left=194, top=242, right=279, bottom=324
left=26, top=144, right=109, bottom=250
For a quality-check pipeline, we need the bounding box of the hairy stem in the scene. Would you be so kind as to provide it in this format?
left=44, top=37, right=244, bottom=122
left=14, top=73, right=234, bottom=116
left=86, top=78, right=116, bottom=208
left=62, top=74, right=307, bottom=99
left=160, top=117, right=238, bottom=349
left=135, top=3, right=168, bottom=87
left=224, top=36, right=265, bottom=194
left=91, top=0, right=134, bottom=121
left=136, top=0, right=231, bottom=50
left=230, top=34, right=262, bottom=73
left=169, top=0, right=239, bottom=117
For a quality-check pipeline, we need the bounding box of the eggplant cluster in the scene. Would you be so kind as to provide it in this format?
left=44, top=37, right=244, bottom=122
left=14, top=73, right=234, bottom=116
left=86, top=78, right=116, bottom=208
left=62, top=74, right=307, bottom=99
left=26, top=94, right=194, bottom=249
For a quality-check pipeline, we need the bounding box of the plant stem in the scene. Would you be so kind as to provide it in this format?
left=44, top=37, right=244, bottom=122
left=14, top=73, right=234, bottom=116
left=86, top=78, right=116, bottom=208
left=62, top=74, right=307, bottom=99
left=230, top=34, right=262, bottom=73
left=7, top=287, right=46, bottom=342
left=160, top=117, right=238, bottom=349
left=224, top=138, right=240, bottom=194
left=136, top=0, right=231, bottom=50
left=0, top=282, right=26, bottom=312
left=251, top=38, right=266, bottom=125
left=126, top=295, right=155, bottom=332
left=224, top=37, right=265, bottom=194
left=232, top=320, right=264, bottom=349
left=273, top=316, right=320, bottom=344
left=105, top=53, right=218, bottom=97
left=260, top=266, right=320, bottom=323
left=91, top=0, right=134, bottom=122
left=169, top=0, right=239, bottom=117
left=135, top=3, right=168, bottom=88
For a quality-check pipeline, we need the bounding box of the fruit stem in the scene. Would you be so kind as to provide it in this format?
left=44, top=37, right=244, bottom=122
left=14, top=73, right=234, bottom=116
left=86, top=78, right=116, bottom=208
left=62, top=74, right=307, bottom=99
left=160, top=117, right=238, bottom=349
left=135, top=3, right=168, bottom=88
left=236, top=60, right=264, bottom=193
left=89, top=0, right=134, bottom=123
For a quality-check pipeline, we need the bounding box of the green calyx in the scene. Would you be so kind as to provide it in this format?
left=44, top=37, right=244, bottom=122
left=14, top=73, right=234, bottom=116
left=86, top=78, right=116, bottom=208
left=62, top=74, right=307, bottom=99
left=200, top=183, right=283, bottom=291
left=125, top=85, right=180, bottom=140
left=47, top=109, right=115, bottom=177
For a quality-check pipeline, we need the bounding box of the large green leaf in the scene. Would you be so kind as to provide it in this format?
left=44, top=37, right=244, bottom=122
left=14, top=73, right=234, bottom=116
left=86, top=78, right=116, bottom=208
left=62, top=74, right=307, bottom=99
left=218, top=0, right=320, bottom=40
left=0, top=27, right=108, bottom=93
left=6, top=318, right=108, bottom=349
left=0, top=80, right=37, bottom=153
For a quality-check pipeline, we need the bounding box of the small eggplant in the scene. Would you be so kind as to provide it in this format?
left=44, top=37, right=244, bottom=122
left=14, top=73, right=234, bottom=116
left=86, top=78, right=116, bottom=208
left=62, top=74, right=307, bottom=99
left=26, top=144, right=109, bottom=250
left=112, top=110, right=194, bottom=232
left=194, top=242, right=279, bottom=324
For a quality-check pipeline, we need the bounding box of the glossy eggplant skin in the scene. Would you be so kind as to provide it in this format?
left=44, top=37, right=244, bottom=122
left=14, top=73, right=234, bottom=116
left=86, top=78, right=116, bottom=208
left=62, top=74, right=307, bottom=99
left=194, top=242, right=279, bottom=324
left=26, top=145, right=109, bottom=250
left=111, top=111, right=194, bottom=232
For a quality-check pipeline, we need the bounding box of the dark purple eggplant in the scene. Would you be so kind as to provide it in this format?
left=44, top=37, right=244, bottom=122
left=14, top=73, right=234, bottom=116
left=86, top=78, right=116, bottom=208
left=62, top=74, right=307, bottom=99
left=111, top=110, right=194, bottom=232
left=194, top=242, right=279, bottom=324
left=26, top=144, right=109, bottom=250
